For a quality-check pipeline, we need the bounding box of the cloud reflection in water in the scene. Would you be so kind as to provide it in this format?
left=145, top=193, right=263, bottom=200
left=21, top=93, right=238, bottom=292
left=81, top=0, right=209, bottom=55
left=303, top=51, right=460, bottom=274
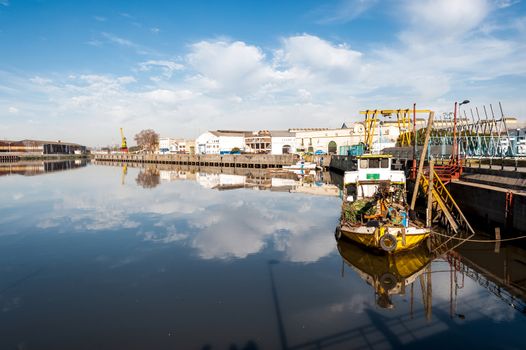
left=2, top=165, right=341, bottom=263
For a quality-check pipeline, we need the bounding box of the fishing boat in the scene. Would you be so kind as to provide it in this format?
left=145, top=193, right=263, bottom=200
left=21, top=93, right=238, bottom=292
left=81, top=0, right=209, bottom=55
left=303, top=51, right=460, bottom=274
left=335, top=154, right=430, bottom=253
left=337, top=238, right=432, bottom=309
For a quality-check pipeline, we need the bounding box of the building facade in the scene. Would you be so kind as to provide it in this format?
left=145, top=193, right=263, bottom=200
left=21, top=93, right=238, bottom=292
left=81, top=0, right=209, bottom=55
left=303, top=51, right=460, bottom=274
left=270, top=130, right=296, bottom=155
left=292, top=122, right=409, bottom=155
left=293, top=124, right=366, bottom=155
left=0, top=140, right=86, bottom=154
left=158, top=138, right=178, bottom=154
left=158, top=138, right=196, bottom=154
left=196, top=131, right=246, bottom=154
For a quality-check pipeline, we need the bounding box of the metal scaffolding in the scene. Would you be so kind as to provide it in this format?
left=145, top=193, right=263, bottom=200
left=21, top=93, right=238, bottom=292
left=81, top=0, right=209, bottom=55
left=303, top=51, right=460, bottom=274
left=429, top=102, right=519, bottom=158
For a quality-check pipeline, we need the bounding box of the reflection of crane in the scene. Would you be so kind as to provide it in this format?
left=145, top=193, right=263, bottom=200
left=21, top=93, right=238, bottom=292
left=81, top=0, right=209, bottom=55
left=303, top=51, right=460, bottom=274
left=121, top=165, right=127, bottom=185
left=120, top=127, right=129, bottom=153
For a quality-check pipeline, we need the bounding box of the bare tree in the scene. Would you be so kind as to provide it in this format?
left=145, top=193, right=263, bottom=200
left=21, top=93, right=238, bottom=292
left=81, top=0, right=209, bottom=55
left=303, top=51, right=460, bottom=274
left=134, top=129, right=159, bottom=153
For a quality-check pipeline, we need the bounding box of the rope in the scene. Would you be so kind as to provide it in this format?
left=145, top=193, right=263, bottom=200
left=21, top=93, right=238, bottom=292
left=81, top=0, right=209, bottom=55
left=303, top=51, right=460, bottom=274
left=432, top=230, right=526, bottom=243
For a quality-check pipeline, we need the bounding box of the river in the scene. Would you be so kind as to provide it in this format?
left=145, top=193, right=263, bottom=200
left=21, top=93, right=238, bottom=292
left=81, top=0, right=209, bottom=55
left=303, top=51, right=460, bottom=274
left=0, top=160, right=525, bottom=349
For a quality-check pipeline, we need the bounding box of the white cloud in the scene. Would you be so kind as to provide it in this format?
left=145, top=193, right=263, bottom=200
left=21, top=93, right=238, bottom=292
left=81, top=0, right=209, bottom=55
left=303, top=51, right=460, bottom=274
left=495, top=0, right=521, bottom=8
left=150, top=27, right=160, bottom=34
left=278, top=34, right=364, bottom=84
left=187, top=40, right=278, bottom=92
left=100, top=32, right=155, bottom=55
left=138, top=60, right=184, bottom=79
left=94, top=16, right=107, bottom=22
left=314, top=0, right=378, bottom=24
left=8, top=106, right=18, bottom=113
left=402, top=0, right=491, bottom=41
left=1, top=1, right=525, bottom=145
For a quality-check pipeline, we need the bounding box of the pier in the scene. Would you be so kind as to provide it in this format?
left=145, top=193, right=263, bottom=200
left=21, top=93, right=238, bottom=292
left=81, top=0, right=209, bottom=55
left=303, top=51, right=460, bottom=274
left=93, top=153, right=298, bottom=168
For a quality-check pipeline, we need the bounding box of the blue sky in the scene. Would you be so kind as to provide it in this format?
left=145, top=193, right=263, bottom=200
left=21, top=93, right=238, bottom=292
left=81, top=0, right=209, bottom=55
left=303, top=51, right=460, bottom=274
left=1, top=0, right=525, bottom=146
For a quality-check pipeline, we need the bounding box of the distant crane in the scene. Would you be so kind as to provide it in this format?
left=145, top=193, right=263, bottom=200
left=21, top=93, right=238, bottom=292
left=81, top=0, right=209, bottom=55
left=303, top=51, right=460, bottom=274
left=120, top=127, right=129, bottom=153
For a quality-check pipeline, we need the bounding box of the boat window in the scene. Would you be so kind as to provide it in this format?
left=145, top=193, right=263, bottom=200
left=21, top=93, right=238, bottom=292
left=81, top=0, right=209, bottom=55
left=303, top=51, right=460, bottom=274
left=381, top=158, right=389, bottom=168
left=359, top=159, right=368, bottom=168
left=369, top=158, right=380, bottom=168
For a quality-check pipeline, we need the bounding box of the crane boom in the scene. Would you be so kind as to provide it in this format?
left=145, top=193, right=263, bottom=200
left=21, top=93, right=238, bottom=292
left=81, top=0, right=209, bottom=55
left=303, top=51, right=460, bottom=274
left=120, top=127, right=128, bottom=153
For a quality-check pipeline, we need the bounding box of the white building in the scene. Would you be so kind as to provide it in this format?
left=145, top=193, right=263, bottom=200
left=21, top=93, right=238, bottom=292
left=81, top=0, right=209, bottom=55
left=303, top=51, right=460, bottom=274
left=196, top=131, right=247, bottom=154
left=243, top=130, right=296, bottom=155
left=158, top=138, right=195, bottom=154
left=270, top=130, right=296, bottom=155
left=293, top=124, right=366, bottom=155
left=158, top=137, right=179, bottom=154
left=292, top=121, right=410, bottom=155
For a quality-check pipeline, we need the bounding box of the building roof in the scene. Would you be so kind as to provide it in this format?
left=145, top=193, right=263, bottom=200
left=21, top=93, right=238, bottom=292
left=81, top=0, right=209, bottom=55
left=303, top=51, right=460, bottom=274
left=210, top=131, right=247, bottom=137
left=288, top=128, right=330, bottom=132
left=0, top=139, right=84, bottom=147
left=269, top=130, right=295, bottom=137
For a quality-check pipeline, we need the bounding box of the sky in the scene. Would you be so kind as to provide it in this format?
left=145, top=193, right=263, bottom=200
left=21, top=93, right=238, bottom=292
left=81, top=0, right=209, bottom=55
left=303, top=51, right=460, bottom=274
left=0, top=0, right=525, bottom=146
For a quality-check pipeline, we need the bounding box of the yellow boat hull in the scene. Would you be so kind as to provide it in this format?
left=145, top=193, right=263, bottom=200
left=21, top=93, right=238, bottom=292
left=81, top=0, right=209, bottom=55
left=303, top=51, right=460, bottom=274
left=338, top=224, right=430, bottom=253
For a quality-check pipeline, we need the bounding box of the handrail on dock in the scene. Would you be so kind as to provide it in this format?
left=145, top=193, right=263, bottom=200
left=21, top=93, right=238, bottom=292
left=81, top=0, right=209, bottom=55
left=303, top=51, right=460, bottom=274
left=420, top=169, right=475, bottom=235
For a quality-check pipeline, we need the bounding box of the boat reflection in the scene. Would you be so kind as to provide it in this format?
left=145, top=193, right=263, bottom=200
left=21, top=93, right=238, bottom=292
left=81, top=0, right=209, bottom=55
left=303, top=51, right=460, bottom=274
left=337, top=238, right=433, bottom=310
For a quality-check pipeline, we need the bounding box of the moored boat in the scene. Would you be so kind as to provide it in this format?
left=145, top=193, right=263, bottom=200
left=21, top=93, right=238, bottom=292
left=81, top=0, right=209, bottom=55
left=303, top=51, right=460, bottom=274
left=336, top=154, right=430, bottom=253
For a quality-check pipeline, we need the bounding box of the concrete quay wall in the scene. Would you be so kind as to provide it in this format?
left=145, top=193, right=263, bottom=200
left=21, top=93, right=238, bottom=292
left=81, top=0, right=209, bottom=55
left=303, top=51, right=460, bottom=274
left=449, top=180, right=526, bottom=234
left=93, top=153, right=297, bottom=168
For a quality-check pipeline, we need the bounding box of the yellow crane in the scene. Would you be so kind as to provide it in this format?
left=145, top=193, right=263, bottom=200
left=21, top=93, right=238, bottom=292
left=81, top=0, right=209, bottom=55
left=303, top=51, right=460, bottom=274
left=359, top=108, right=432, bottom=151
left=120, top=127, right=128, bottom=153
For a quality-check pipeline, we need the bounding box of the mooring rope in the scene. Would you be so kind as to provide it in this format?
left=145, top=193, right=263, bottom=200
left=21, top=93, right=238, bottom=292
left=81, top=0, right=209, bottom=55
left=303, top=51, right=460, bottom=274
left=432, top=230, right=526, bottom=243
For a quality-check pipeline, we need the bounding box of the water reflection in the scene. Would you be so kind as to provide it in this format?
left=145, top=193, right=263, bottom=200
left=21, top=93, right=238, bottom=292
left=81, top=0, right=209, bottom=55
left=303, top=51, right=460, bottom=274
left=1, top=161, right=526, bottom=349
left=0, top=159, right=87, bottom=177
left=97, top=161, right=341, bottom=197
left=135, top=166, right=161, bottom=188
left=337, top=239, right=432, bottom=311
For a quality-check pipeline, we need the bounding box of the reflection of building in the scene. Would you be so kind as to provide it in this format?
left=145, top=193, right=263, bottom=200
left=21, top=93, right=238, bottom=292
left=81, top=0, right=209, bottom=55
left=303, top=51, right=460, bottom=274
left=290, top=182, right=340, bottom=197
left=196, top=173, right=246, bottom=189
left=0, top=139, right=86, bottom=154
left=0, top=160, right=88, bottom=177
left=159, top=170, right=196, bottom=181
left=196, top=131, right=248, bottom=154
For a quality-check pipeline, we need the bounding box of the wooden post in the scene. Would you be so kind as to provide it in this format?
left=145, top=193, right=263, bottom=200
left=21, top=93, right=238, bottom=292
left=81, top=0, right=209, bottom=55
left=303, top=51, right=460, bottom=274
left=427, top=159, right=434, bottom=228
left=495, top=227, right=501, bottom=253
left=426, top=265, right=432, bottom=321
left=411, top=112, right=435, bottom=210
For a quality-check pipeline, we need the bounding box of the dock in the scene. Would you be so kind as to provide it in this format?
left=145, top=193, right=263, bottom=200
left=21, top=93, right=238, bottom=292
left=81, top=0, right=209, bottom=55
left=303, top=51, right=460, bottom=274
left=93, top=153, right=298, bottom=168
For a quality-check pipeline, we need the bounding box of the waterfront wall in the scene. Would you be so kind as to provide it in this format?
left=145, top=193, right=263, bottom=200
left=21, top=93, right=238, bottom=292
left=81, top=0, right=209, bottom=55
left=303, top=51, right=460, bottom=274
left=449, top=181, right=526, bottom=234
left=93, top=153, right=298, bottom=168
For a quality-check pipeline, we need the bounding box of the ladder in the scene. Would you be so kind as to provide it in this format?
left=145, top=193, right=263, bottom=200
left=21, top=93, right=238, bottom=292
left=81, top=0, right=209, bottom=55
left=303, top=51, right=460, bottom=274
left=420, top=170, right=474, bottom=235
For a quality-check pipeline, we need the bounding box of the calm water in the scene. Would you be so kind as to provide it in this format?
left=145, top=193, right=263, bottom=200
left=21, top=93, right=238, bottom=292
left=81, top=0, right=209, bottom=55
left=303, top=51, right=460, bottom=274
left=0, top=161, right=525, bottom=349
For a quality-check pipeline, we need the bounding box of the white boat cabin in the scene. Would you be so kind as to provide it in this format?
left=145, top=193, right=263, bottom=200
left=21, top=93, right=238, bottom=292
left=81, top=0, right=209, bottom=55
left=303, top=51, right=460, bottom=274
left=343, top=154, right=406, bottom=199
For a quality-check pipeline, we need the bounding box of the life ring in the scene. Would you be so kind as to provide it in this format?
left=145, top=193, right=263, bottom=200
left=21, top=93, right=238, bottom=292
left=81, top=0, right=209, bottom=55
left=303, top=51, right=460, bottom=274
left=379, top=272, right=398, bottom=291
left=379, top=233, right=397, bottom=252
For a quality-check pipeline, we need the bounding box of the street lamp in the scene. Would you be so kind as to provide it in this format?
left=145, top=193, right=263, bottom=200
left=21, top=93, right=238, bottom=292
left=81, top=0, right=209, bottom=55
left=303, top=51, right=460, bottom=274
left=453, top=100, right=470, bottom=162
